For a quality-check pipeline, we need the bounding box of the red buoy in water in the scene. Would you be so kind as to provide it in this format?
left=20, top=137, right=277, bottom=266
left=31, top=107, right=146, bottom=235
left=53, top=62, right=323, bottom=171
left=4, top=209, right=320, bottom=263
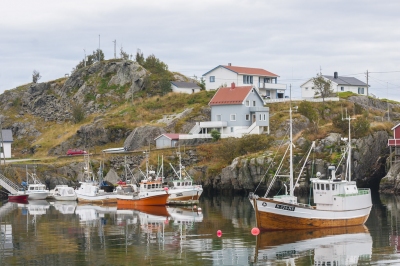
left=251, top=227, right=260, bottom=236
left=217, top=230, right=222, bottom=237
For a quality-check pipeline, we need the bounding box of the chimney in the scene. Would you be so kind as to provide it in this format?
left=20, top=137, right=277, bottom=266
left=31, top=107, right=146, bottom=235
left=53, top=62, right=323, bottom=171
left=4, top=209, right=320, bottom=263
left=334, top=72, right=338, bottom=79
left=231, top=82, right=235, bottom=89
left=228, top=63, right=231, bottom=66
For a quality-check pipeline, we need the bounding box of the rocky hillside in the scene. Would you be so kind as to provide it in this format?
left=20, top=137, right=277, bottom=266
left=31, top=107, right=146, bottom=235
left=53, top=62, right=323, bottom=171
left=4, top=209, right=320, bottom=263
left=1, top=58, right=400, bottom=197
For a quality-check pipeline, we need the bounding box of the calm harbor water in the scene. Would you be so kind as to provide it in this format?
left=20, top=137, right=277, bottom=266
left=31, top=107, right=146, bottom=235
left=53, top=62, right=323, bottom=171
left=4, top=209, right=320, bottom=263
left=0, top=193, right=400, bottom=265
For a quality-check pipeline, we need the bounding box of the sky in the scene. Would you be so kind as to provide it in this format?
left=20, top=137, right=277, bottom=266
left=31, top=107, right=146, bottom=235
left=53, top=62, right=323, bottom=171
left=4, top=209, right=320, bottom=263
left=1, top=0, right=400, bottom=101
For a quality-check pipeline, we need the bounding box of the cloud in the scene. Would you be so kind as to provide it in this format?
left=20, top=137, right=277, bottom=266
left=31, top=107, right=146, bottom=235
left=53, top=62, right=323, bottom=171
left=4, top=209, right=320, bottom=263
left=1, top=0, right=400, bottom=101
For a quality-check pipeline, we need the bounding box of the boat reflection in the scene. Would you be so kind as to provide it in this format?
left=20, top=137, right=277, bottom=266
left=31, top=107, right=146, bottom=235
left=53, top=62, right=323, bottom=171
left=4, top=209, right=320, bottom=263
left=75, top=204, right=117, bottom=225
left=255, top=225, right=372, bottom=265
left=52, top=201, right=77, bottom=214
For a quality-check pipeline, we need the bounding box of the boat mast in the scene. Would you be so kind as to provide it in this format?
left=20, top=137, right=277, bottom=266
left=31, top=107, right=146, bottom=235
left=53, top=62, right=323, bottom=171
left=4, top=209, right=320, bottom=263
left=289, top=84, right=293, bottom=196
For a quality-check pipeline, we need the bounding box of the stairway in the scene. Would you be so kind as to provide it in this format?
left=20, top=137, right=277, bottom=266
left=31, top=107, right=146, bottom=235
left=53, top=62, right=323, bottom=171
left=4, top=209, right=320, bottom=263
left=0, top=173, right=19, bottom=195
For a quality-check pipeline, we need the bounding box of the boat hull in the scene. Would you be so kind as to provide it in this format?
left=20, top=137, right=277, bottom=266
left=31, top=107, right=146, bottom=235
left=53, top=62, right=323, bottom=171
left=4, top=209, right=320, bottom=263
left=25, top=192, right=49, bottom=200
left=168, top=189, right=203, bottom=201
left=253, top=198, right=371, bottom=230
left=77, top=195, right=117, bottom=204
left=53, top=195, right=78, bottom=201
left=8, top=194, right=29, bottom=203
left=117, top=193, right=169, bottom=207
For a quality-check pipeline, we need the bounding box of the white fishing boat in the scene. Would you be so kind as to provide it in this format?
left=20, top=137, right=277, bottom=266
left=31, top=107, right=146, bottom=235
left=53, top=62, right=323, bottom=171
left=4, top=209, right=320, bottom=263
left=168, top=150, right=203, bottom=203
left=249, top=103, right=372, bottom=230
left=17, top=166, right=49, bottom=200
left=48, top=185, right=77, bottom=201
left=75, top=153, right=118, bottom=204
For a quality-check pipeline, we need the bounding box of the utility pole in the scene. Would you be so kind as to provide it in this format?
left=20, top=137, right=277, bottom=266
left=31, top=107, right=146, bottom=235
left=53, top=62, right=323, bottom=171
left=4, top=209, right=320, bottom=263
left=366, top=70, right=369, bottom=115
left=83, top=49, right=86, bottom=67
left=387, top=82, right=390, bottom=121
left=0, top=118, right=5, bottom=166
left=98, top=34, right=101, bottom=62
left=113, top=40, right=116, bottom=59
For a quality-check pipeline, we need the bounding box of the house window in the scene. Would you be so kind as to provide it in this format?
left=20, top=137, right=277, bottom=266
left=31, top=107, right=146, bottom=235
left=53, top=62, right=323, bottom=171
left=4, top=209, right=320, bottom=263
left=312, top=87, right=314, bottom=90
left=263, top=114, right=266, bottom=120
left=210, top=76, right=215, bottom=82
left=230, top=127, right=234, bottom=132
left=305, top=87, right=308, bottom=90
left=216, top=114, right=221, bottom=121
left=259, top=114, right=262, bottom=120
left=243, top=75, right=253, bottom=84
left=341, top=87, right=344, bottom=91
left=245, top=114, right=250, bottom=121
left=245, top=100, right=250, bottom=107
left=230, top=114, right=236, bottom=121
left=253, top=101, right=256, bottom=107
left=358, top=87, right=364, bottom=94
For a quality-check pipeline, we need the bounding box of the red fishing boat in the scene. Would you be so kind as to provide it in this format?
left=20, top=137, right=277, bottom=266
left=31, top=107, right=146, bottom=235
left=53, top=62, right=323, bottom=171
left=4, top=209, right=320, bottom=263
left=8, top=194, right=29, bottom=203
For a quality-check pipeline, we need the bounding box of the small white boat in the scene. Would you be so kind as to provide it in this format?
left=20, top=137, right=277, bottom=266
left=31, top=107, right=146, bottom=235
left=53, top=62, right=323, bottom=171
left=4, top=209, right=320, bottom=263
left=75, top=153, right=118, bottom=204
left=17, top=166, right=49, bottom=200
left=168, top=151, right=203, bottom=202
left=49, top=185, right=77, bottom=201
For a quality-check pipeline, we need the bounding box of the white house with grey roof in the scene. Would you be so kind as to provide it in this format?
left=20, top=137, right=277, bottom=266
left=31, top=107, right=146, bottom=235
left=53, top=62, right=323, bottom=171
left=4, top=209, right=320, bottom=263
left=170, top=81, right=201, bottom=94
left=301, top=72, right=368, bottom=98
left=0, top=129, right=13, bottom=158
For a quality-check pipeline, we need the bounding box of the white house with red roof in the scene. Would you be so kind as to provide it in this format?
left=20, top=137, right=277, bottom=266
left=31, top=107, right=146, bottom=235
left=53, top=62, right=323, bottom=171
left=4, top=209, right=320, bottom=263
left=202, top=64, right=286, bottom=99
left=155, top=133, right=180, bottom=149
left=388, top=123, right=400, bottom=167
left=182, top=83, right=269, bottom=139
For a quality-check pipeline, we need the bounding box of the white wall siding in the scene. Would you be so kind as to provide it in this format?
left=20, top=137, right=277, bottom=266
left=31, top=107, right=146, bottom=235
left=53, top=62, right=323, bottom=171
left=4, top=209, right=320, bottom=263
left=155, top=136, right=172, bottom=149
left=0, top=143, right=12, bottom=158
left=204, top=67, right=238, bottom=90
left=171, top=85, right=201, bottom=94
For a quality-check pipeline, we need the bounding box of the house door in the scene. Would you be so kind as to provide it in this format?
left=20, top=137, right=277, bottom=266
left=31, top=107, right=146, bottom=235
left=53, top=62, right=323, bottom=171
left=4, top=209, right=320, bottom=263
left=252, top=114, right=256, bottom=123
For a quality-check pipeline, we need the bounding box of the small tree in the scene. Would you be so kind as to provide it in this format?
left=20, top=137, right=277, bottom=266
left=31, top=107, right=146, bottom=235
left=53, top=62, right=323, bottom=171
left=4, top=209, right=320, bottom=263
left=120, top=47, right=130, bottom=60
left=32, top=70, right=41, bottom=83
left=72, top=103, right=85, bottom=124
left=199, top=77, right=206, bottom=90
left=312, top=73, right=333, bottom=104
left=210, top=129, right=221, bottom=141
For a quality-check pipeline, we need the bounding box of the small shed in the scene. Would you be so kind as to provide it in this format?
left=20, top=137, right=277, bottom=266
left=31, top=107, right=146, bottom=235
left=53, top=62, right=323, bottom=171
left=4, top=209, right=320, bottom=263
left=0, top=129, right=13, bottom=158
left=155, top=133, right=180, bottom=149
left=171, top=81, right=201, bottom=94
left=388, top=123, right=400, bottom=166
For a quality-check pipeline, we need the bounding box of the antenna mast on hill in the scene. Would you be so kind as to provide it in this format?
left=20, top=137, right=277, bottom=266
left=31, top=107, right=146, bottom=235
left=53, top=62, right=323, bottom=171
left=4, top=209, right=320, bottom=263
left=113, top=40, right=116, bottom=59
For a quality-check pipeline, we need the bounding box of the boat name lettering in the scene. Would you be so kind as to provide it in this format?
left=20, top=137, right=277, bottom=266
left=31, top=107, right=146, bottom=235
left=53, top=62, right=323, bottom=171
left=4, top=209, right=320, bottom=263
left=275, top=204, right=295, bottom=211
left=262, top=202, right=267, bottom=207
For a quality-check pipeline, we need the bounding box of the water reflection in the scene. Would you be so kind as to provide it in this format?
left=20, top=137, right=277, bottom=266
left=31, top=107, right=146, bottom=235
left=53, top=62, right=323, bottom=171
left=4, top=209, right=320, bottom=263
left=2, top=195, right=400, bottom=264
left=255, top=226, right=372, bottom=265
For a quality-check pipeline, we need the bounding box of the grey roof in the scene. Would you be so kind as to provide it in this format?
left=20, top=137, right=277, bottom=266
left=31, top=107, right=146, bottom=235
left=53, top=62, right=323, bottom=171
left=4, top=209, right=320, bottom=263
left=323, top=75, right=367, bottom=86
left=170, top=81, right=201, bottom=89
left=1, top=129, right=13, bottom=142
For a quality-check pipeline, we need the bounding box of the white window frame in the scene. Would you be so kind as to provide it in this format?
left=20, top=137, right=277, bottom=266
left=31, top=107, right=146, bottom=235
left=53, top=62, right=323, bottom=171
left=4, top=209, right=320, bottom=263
left=341, top=86, right=344, bottom=91
left=216, top=114, right=221, bottom=121
left=245, top=114, right=250, bottom=121
left=253, top=101, right=256, bottom=107
left=230, top=114, right=236, bottom=121
left=210, top=76, right=215, bottom=82
left=245, top=100, right=250, bottom=107
left=305, top=87, right=308, bottom=90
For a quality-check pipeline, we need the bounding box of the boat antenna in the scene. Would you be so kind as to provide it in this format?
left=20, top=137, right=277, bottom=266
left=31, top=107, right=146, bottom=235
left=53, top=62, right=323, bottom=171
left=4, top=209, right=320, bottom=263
left=289, top=84, right=294, bottom=197
left=343, top=109, right=355, bottom=181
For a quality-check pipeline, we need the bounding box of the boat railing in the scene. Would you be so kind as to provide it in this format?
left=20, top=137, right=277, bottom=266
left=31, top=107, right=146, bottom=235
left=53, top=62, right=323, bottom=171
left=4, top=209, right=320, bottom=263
left=336, top=189, right=371, bottom=197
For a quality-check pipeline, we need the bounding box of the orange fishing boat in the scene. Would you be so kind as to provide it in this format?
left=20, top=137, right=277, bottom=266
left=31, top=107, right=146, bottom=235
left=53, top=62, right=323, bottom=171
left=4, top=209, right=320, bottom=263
left=117, top=151, right=170, bottom=208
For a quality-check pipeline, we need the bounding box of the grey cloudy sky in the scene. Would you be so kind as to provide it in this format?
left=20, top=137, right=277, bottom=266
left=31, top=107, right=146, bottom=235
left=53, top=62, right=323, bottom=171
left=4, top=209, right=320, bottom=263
left=1, top=0, right=400, bottom=100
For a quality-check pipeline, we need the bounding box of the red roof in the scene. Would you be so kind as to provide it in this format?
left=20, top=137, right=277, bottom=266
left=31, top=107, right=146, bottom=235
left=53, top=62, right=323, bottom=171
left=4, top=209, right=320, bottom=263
left=156, top=133, right=180, bottom=140
left=223, top=65, right=279, bottom=77
left=209, top=86, right=253, bottom=106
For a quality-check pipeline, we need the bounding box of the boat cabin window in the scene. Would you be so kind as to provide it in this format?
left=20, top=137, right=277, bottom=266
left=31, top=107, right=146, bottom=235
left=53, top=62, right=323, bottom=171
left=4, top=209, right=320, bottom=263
left=316, top=183, right=320, bottom=190
left=332, top=184, right=335, bottom=190
left=152, top=184, right=155, bottom=189
left=321, top=184, right=324, bottom=190
left=177, top=182, right=180, bottom=186
left=326, top=184, right=330, bottom=190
